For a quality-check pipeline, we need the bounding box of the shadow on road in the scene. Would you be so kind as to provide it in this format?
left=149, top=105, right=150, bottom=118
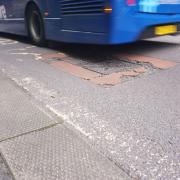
left=0, top=32, right=179, bottom=63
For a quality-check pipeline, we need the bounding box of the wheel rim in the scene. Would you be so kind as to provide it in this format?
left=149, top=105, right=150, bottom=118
left=30, top=11, right=42, bottom=42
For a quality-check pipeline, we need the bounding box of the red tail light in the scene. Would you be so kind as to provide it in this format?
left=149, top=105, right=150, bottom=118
left=127, top=0, right=136, bottom=5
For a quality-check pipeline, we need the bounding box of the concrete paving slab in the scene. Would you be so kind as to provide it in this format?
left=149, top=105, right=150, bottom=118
left=0, top=125, right=130, bottom=180
left=0, top=74, right=58, bottom=141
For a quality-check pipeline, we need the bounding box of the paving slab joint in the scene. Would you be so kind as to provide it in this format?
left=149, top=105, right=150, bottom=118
left=0, top=123, right=60, bottom=143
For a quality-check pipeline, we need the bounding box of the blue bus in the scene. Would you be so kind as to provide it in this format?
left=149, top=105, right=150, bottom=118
left=0, top=0, right=180, bottom=45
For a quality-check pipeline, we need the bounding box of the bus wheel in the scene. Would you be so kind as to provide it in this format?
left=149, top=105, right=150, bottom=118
left=27, top=5, right=46, bottom=46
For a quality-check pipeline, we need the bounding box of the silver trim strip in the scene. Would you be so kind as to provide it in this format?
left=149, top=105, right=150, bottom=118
left=0, top=18, right=24, bottom=21
left=0, top=18, right=61, bottom=21
left=44, top=18, right=61, bottom=20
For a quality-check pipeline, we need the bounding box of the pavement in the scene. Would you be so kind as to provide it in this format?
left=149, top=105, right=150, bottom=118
left=0, top=34, right=179, bottom=180
left=0, top=70, right=129, bottom=180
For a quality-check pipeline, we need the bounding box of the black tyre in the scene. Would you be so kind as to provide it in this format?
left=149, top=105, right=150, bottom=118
left=26, top=4, right=46, bottom=46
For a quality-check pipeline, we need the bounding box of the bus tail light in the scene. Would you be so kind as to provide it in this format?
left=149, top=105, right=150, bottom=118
left=127, top=0, right=136, bottom=5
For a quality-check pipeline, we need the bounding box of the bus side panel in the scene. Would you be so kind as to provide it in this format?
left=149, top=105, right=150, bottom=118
left=0, top=0, right=47, bottom=36
left=0, top=0, right=26, bottom=35
left=43, top=0, right=62, bottom=41
left=44, top=0, right=109, bottom=44
left=62, top=15, right=108, bottom=33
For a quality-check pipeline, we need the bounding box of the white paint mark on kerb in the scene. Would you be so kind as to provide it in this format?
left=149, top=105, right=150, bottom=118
left=8, top=48, right=27, bottom=51
left=21, top=77, right=57, bottom=98
left=15, top=59, right=23, bottom=62
left=45, top=104, right=94, bottom=138
left=11, top=52, right=42, bottom=60
left=25, top=46, right=36, bottom=49
left=1, top=68, right=5, bottom=73
left=0, top=39, right=18, bottom=45
left=22, top=77, right=33, bottom=84
left=8, top=46, right=35, bottom=52
left=46, top=105, right=68, bottom=121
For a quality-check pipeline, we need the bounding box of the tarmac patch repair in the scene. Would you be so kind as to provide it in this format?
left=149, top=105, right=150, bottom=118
left=38, top=52, right=178, bottom=86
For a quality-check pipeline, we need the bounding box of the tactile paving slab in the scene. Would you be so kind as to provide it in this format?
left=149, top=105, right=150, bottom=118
left=0, top=153, right=13, bottom=180
left=0, top=125, right=130, bottom=180
left=0, top=74, right=58, bottom=141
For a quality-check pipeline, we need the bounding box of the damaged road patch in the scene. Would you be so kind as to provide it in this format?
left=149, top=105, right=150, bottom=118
left=39, top=52, right=178, bottom=86
left=7, top=40, right=179, bottom=87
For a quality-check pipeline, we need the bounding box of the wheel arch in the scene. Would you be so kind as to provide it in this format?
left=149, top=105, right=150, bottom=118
left=25, top=1, right=43, bottom=20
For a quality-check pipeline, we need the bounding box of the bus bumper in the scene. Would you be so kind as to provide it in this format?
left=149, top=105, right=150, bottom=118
left=109, top=13, right=180, bottom=44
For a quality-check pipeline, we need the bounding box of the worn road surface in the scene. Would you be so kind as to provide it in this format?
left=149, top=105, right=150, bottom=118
left=0, top=34, right=179, bottom=180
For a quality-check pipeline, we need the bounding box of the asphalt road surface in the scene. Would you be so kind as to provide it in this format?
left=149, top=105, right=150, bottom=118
left=0, top=33, right=179, bottom=180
